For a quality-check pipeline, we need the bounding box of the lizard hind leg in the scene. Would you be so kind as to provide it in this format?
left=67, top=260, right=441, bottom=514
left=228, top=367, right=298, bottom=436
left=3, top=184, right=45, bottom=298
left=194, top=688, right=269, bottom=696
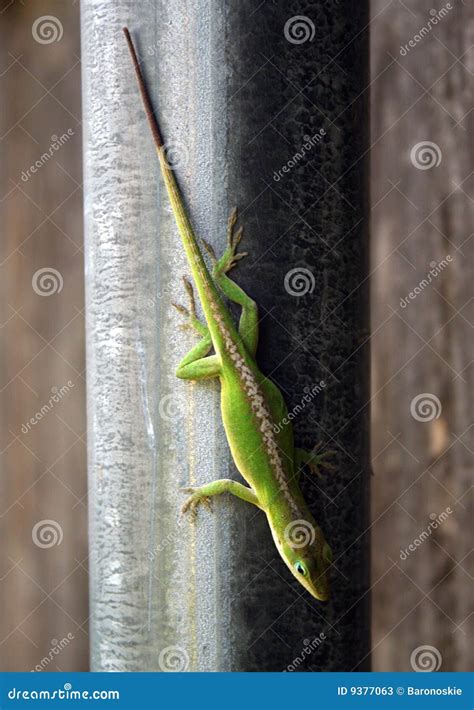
left=202, top=208, right=259, bottom=356
left=172, top=276, right=209, bottom=337
left=173, top=277, right=221, bottom=380
left=201, top=207, right=248, bottom=276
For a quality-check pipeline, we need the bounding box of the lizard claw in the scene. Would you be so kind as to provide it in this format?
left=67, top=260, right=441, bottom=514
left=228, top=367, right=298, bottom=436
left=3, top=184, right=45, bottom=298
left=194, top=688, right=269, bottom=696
left=172, top=280, right=209, bottom=337
left=201, top=238, right=217, bottom=264
left=223, top=251, right=248, bottom=274
left=171, top=302, right=201, bottom=333
left=172, top=302, right=190, bottom=317
left=182, top=276, right=197, bottom=316
left=227, top=207, right=238, bottom=245
left=306, top=444, right=337, bottom=478
left=213, top=208, right=248, bottom=276
left=231, top=225, right=243, bottom=249
left=180, top=487, right=213, bottom=520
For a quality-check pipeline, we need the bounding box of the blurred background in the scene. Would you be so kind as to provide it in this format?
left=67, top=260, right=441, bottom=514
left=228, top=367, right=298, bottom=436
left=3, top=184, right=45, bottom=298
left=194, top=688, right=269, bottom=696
left=0, top=0, right=472, bottom=672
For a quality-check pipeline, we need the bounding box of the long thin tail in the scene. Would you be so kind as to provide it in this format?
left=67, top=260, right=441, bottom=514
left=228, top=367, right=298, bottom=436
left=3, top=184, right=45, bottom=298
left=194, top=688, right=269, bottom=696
left=123, top=28, right=218, bottom=311
left=123, top=28, right=164, bottom=150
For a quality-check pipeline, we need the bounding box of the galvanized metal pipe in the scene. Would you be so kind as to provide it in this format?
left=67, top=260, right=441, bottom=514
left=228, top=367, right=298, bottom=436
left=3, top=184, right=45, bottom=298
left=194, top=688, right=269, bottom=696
left=82, top=0, right=370, bottom=671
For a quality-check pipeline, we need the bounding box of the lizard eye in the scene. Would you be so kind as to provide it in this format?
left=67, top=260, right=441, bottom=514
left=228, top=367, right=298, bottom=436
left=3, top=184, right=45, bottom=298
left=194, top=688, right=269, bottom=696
left=294, top=561, right=307, bottom=576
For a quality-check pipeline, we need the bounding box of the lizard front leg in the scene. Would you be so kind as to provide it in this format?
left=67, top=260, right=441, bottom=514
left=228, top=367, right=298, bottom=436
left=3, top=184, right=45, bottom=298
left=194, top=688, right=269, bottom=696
left=181, top=479, right=263, bottom=519
left=202, top=208, right=259, bottom=357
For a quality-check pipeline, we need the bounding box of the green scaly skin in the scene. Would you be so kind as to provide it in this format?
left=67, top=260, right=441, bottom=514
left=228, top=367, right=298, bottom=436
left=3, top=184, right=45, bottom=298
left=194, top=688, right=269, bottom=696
left=124, top=28, right=334, bottom=601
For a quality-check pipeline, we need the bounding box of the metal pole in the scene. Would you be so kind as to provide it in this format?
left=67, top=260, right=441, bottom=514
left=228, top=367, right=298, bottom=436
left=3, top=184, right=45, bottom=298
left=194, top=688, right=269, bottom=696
left=82, top=0, right=370, bottom=671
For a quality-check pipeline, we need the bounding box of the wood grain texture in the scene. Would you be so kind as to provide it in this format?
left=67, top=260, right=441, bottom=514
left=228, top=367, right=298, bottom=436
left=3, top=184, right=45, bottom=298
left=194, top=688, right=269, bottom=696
left=0, top=0, right=87, bottom=671
left=370, top=0, right=473, bottom=671
left=1, top=0, right=471, bottom=673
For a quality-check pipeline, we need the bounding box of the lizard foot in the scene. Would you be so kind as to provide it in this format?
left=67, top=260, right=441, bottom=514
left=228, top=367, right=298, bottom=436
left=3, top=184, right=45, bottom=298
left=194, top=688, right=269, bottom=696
left=305, top=443, right=337, bottom=478
left=172, top=277, right=208, bottom=336
left=203, top=207, right=248, bottom=277
left=180, top=487, right=213, bottom=520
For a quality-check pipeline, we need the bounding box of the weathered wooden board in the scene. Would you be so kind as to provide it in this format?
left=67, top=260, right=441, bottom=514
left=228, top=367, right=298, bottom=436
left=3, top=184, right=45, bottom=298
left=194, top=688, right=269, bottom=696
left=371, top=0, right=472, bottom=672
left=0, top=0, right=471, bottom=673
left=0, top=0, right=88, bottom=671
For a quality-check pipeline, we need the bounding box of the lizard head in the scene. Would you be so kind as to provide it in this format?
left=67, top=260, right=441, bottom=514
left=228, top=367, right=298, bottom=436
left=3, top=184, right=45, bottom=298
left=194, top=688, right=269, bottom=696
left=272, top=516, right=332, bottom=601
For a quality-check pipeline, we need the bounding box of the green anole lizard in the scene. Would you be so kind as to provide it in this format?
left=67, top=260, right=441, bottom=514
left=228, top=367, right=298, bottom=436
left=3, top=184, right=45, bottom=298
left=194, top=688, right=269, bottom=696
left=124, top=28, right=334, bottom=601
